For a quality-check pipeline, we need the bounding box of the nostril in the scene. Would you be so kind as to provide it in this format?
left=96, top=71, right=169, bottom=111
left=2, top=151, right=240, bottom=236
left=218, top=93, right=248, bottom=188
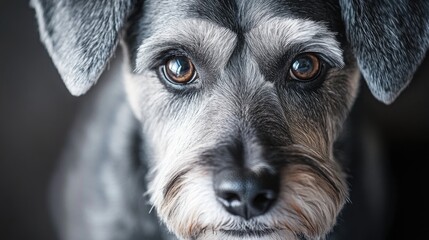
left=253, top=191, right=272, bottom=205
left=252, top=190, right=277, bottom=212
left=218, top=191, right=242, bottom=207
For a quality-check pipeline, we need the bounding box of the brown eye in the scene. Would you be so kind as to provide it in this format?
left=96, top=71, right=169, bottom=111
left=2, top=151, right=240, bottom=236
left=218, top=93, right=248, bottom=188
left=289, top=53, right=321, bottom=81
left=163, top=56, right=197, bottom=84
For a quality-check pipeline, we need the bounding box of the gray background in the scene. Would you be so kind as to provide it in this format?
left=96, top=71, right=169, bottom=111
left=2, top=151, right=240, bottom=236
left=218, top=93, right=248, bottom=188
left=1, top=1, right=428, bottom=239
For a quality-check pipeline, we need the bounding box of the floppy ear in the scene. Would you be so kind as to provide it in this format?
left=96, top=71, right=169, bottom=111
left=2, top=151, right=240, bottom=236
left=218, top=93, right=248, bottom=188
left=30, top=0, right=135, bottom=96
left=340, top=0, right=429, bottom=104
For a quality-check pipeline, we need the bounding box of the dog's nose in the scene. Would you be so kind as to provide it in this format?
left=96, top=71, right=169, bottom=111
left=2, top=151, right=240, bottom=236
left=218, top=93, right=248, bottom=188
left=213, top=168, right=279, bottom=220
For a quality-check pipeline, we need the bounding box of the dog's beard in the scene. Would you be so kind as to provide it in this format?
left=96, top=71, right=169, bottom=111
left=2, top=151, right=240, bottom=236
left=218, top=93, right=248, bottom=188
left=145, top=145, right=348, bottom=240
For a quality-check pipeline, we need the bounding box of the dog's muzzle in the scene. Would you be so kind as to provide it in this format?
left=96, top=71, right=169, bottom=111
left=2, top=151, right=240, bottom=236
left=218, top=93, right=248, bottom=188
left=213, top=168, right=280, bottom=220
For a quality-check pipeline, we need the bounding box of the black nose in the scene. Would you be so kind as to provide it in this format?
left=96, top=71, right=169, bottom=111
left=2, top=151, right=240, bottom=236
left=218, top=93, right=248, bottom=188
left=213, top=168, right=279, bottom=220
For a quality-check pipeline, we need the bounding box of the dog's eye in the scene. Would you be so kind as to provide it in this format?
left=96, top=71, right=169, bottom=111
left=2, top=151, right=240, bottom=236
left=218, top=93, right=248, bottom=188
left=161, top=56, right=197, bottom=84
left=289, top=53, right=322, bottom=81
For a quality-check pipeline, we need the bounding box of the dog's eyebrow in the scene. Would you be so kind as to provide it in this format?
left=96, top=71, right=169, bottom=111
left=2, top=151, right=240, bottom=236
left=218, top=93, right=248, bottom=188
left=135, top=19, right=237, bottom=73
left=246, top=18, right=344, bottom=68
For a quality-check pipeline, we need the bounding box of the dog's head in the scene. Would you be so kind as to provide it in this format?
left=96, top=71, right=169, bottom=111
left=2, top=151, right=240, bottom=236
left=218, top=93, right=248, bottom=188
left=32, top=0, right=429, bottom=239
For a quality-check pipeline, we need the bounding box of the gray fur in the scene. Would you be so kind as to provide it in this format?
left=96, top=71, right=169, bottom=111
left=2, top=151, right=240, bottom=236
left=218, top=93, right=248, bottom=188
left=49, top=61, right=176, bottom=240
left=30, top=0, right=135, bottom=96
left=246, top=17, right=345, bottom=69
left=135, top=19, right=238, bottom=74
left=340, top=0, right=429, bottom=104
left=31, top=0, right=428, bottom=240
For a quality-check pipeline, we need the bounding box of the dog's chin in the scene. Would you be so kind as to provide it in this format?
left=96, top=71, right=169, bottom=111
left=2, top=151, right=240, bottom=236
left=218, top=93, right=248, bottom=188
left=194, top=228, right=302, bottom=240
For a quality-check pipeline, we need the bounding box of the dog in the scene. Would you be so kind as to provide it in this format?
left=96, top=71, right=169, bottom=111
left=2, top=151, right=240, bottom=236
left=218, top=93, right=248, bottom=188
left=31, top=0, right=429, bottom=239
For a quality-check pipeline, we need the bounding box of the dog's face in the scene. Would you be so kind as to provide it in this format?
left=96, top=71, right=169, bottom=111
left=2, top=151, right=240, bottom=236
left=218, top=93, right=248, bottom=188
left=123, top=1, right=357, bottom=239
left=32, top=0, right=429, bottom=239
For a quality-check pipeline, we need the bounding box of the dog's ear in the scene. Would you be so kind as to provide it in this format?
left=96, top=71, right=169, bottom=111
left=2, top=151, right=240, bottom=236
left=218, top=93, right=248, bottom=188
left=340, top=0, right=429, bottom=104
left=30, top=0, right=135, bottom=96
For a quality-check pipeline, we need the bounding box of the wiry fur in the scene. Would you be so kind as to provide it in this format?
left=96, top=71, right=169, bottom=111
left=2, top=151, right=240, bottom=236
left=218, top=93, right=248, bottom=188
left=122, top=16, right=358, bottom=239
left=30, top=0, right=135, bottom=96
left=31, top=0, right=429, bottom=240
left=340, top=0, right=429, bottom=104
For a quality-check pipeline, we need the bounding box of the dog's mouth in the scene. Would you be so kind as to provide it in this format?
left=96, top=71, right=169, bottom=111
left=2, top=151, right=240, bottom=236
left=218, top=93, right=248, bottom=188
left=213, top=227, right=307, bottom=239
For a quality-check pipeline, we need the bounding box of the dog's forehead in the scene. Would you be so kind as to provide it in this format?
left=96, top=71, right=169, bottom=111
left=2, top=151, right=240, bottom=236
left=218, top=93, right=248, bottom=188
left=128, top=0, right=346, bottom=70
left=144, top=0, right=343, bottom=33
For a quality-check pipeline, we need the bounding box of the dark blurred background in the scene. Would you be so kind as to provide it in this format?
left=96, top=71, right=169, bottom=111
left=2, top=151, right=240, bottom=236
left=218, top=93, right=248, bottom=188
left=1, top=1, right=428, bottom=240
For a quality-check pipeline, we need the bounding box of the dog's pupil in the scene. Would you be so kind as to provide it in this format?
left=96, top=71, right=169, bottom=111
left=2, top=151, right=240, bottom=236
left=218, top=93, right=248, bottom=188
left=292, top=57, right=313, bottom=74
left=290, top=54, right=321, bottom=81
left=166, top=56, right=193, bottom=82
